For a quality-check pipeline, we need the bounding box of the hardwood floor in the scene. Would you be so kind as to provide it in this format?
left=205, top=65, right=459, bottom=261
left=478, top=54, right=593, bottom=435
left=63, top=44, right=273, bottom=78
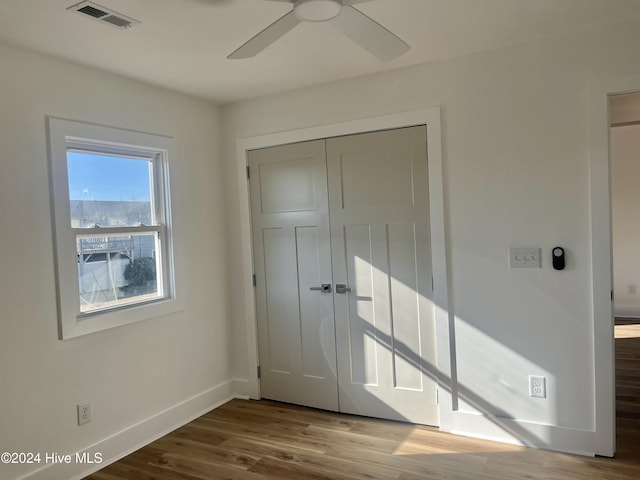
left=85, top=324, right=640, bottom=480
left=614, top=318, right=640, bottom=468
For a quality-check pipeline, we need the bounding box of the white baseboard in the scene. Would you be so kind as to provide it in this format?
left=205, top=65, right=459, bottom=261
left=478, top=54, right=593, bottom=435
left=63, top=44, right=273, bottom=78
left=445, top=411, right=595, bottom=456
left=19, top=380, right=235, bottom=480
left=231, top=377, right=255, bottom=399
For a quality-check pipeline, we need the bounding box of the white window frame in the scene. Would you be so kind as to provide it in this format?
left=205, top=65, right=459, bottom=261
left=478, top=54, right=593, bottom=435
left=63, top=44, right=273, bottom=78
left=48, top=117, right=182, bottom=339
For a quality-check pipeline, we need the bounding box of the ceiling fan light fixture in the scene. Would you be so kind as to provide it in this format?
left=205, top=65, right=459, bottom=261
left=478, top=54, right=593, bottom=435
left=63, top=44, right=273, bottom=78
left=294, top=0, right=343, bottom=22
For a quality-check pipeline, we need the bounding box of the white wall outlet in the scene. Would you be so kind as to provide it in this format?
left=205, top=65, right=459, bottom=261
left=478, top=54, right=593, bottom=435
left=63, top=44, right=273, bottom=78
left=77, top=403, right=91, bottom=425
left=529, top=375, right=546, bottom=398
left=509, top=247, right=541, bottom=269
left=628, top=284, right=637, bottom=295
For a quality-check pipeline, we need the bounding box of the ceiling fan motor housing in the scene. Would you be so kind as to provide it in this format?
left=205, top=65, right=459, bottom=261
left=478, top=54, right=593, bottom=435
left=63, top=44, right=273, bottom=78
left=294, top=0, right=343, bottom=22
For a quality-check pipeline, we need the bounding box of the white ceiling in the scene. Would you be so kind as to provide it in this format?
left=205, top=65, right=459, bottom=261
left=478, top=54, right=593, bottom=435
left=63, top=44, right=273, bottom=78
left=2, top=0, right=640, bottom=104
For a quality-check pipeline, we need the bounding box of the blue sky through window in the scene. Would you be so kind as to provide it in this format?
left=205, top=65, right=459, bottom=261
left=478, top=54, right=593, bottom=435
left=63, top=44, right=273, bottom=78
left=67, top=151, right=151, bottom=202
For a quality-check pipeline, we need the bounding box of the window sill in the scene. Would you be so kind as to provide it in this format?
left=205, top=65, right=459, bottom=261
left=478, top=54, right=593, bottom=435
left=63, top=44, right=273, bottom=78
left=60, top=295, right=185, bottom=339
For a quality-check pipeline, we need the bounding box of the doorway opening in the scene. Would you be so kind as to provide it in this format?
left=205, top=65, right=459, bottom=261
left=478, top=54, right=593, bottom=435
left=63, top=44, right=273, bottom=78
left=609, top=91, right=640, bottom=458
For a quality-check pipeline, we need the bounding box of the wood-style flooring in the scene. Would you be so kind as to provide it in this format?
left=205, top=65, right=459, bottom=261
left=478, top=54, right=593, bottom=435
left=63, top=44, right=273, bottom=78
left=85, top=322, right=640, bottom=480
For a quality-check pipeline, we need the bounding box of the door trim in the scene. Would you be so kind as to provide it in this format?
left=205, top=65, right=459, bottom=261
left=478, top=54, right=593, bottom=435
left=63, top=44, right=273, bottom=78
left=234, top=107, right=452, bottom=428
left=590, top=73, right=640, bottom=456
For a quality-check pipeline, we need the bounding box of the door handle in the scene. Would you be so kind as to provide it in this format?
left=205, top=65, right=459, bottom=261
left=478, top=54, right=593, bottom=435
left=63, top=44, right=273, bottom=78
left=310, top=283, right=332, bottom=293
left=335, top=283, right=352, bottom=294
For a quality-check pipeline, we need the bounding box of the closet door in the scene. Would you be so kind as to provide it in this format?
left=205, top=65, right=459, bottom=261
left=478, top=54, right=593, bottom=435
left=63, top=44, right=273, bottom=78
left=327, top=126, right=439, bottom=425
left=248, top=140, right=339, bottom=411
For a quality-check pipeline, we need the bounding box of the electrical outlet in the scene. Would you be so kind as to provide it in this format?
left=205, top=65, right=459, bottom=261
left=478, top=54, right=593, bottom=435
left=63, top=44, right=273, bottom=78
left=77, top=403, right=91, bottom=425
left=529, top=375, right=546, bottom=398
left=629, top=284, right=637, bottom=295
left=509, top=247, right=541, bottom=269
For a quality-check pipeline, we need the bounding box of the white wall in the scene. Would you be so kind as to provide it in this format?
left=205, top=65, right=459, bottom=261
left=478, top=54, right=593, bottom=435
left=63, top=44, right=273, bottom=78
left=222, top=19, right=640, bottom=454
left=0, top=44, right=231, bottom=480
left=612, top=123, right=640, bottom=317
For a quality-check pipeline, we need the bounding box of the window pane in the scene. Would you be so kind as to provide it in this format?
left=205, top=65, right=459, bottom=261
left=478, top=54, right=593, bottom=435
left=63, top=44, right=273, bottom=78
left=77, top=233, right=162, bottom=313
left=67, top=151, right=153, bottom=227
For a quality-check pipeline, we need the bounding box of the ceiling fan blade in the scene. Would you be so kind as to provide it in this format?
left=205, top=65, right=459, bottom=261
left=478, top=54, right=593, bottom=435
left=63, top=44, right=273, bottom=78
left=330, top=6, right=410, bottom=61
left=228, top=10, right=301, bottom=59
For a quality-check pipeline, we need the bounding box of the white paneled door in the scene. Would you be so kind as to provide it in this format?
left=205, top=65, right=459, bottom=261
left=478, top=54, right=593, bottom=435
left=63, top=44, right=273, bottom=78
left=249, top=139, right=339, bottom=411
left=249, top=126, right=438, bottom=426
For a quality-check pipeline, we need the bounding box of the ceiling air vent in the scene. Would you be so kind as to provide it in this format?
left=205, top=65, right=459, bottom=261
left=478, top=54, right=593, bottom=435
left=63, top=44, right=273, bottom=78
left=67, top=1, right=140, bottom=29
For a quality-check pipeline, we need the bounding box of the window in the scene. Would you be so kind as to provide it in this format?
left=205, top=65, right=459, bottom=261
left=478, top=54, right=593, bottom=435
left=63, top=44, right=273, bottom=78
left=48, top=118, right=181, bottom=339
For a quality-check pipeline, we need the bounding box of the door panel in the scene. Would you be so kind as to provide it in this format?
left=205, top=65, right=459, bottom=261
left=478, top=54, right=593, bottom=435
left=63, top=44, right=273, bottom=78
left=387, top=221, right=423, bottom=391
left=327, top=126, right=439, bottom=425
left=343, top=223, right=379, bottom=386
left=258, top=158, right=318, bottom=213
left=338, top=146, right=414, bottom=208
left=262, top=227, right=297, bottom=373
left=249, top=140, right=339, bottom=411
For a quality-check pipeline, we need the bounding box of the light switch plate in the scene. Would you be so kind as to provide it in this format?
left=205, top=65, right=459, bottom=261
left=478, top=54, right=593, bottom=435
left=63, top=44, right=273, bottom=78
left=509, top=247, right=541, bottom=268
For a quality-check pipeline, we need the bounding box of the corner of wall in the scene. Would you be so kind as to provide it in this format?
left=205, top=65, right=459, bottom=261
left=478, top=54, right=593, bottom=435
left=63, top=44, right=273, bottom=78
left=20, top=381, right=235, bottom=480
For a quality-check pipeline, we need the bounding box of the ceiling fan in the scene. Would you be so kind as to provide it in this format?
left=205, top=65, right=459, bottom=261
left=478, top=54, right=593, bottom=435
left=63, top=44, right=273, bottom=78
left=228, top=0, right=410, bottom=61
